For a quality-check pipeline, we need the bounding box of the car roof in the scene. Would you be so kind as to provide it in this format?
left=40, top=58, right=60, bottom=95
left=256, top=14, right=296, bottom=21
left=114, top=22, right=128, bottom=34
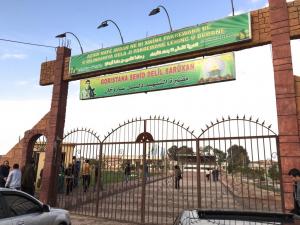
left=0, top=188, right=43, bottom=205
left=178, top=210, right=295, bottom=224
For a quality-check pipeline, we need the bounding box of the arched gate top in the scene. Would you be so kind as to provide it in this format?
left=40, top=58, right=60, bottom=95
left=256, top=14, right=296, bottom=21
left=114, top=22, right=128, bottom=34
left=103, top=115, right=197, bottom=143
left=198, top=115, right=277, bottom=138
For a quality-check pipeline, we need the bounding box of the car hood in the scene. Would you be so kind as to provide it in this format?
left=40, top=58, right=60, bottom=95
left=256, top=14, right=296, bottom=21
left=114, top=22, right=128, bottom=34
left=50, top=207, right=69, bottom=214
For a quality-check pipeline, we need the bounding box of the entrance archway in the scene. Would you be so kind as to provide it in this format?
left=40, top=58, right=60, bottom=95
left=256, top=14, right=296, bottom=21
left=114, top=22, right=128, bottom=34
left=32, top=135, right=47, bottom=191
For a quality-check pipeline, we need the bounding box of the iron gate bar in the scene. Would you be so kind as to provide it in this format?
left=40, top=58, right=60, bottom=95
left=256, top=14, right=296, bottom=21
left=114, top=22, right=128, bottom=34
left=102, top=135, right=279, bottom=145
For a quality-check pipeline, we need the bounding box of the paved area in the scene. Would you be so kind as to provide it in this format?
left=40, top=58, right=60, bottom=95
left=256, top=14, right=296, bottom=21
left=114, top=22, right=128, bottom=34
left=70, top=214, right=132, bottom=225
left=65, top=171, right=281, bottom=225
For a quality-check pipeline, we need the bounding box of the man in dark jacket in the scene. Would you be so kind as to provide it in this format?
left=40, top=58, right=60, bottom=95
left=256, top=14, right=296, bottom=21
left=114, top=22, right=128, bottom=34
left=21, top=159, right=35, bottom=196
left=289, top=168, right=300, bottom=215
left=0, top=160, right=10, bottom=187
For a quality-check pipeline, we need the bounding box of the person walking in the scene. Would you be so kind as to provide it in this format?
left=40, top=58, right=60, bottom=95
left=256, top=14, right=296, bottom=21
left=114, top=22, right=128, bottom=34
left=174, top=165, right=182, bottom=189
left=0, top=160, right=10, bottom=187
left=82, top=159, right=90, bottom=192
left=288, top=168, right=300, bottom=215
left=205, top=168, right=211, bottom=181
left=65, top=164, right=73, bottom=195
left=5, top=164, right=21, bottom=190
left=124, top=163, right=131, bottom=183
left=21, top=159, right=35, bottom=196
left=144, top=162, right=149, bottom=181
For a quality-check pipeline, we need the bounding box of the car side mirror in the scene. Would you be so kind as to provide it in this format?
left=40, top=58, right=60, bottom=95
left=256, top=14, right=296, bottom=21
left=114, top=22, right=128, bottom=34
left=42, top=204, right=50, bottom=212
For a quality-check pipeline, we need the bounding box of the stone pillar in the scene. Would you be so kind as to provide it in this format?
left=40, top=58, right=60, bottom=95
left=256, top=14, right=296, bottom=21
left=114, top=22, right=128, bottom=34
left=39, top=47, right=71, bottom=205
left=269, top=0, right=300, bottom=212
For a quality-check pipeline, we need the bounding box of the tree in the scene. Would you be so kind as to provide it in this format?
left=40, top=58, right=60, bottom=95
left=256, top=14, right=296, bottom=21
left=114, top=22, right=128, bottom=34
left=167, top=145, right=178, bottom=161
left=202, top=146, right=226, bottom=166
left=226, top=145, right=250, bottom=173
left=268, top=162, right=279, bottom=181
left=167, top=145, right=194, bottom=161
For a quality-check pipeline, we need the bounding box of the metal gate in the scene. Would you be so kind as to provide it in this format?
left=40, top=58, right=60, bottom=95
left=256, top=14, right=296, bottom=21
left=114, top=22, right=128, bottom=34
left=56, top=116, right=282, bottom=225
left=56, top=128, right=101, bottom=216
left=197, top=116, right=282, bottom=212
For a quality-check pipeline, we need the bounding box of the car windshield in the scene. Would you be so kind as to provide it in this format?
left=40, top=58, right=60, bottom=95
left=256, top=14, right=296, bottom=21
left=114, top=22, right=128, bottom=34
left=177, top=211, right=295, bottom=225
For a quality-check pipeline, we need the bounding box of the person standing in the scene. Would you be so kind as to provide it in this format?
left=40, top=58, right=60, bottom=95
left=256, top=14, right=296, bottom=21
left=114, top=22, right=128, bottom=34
left=288, top=168, right=300, bottom=215
left=124, top=163, right=131, bottom=183
left=174, top=165, right=182, bottom=189
left=215, top=168, right=219, bottom=181
left=0, top=160, right=10, bottom=187
left=65, top=164, right=73, bottom=195
left=5, top=164, right=21, bottom=190
left=205, top=168, right=211, bottom=181
left=82, top=159, right=90, bottom=192
left=144, top=162, right=149, bottom=181
left=21, top=159, right=35, bottom=196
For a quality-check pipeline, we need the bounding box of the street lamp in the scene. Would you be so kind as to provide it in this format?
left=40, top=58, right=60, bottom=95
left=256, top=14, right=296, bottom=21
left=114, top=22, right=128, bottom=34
left=97, top=20, right=124, bottom=44
left=230, top=0, right=235, bottom=16
left=149, top=5, right=173, bottom=32
left=55, top=32, right=84, bottom=54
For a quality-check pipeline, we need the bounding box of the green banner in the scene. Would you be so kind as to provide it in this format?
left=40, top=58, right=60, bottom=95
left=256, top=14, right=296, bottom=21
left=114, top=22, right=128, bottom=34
left=70, top=13, right=250, bottom=76
left=80, top=52, right=235, bottom=99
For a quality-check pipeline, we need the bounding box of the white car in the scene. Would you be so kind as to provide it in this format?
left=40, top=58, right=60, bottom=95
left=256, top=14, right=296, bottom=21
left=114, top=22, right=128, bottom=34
left=173, top=210, right=298, bottom=225
left=0, top=188, right=71, bottom=225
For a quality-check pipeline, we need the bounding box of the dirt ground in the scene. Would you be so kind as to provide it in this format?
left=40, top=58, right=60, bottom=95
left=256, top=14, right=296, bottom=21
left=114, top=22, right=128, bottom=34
left=70, top=214, right=133, bottom=225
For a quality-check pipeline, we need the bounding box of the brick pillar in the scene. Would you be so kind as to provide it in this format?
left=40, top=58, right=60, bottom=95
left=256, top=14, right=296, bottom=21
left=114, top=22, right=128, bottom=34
left=39, top=47, right=71, bottom=205
left=269, top=0, right=300, bottom=212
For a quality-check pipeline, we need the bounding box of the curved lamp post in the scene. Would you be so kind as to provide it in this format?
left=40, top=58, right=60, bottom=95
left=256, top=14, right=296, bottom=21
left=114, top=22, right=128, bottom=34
left=55, top=32, right=84, bottom=54
left=97, top=20, right=124, bottom=44
left=231, top=0, right=235, bottom=16
left=149, top=5, right=173, bottom=32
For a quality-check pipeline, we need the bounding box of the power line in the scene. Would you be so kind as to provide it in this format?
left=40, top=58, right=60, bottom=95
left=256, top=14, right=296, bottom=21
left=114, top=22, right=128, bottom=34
left=0, top=38, right=56, bottom=49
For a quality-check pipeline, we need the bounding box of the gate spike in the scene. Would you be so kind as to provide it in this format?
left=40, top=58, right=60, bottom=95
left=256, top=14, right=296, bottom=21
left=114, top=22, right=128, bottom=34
left=222, top=117, right=225, bottom=121
left=249, top=116, right=252, bottom=121
left=262, top=121, right=265, bottom=125
left=243, top=115, right=246, bottom=119
left=206, top=124, right=209, bottom=129
left=181, top=123, right=184, bottom=127
left=150, top=115, right=152, bottom=119
left=167, top=117, right=169, bottom=121
left=187, top=126, right=190, bottom=130
left=162, top=116, right=165, bottom=120
left=201, top=128, right=204, bottom=132
left=236, top=115, right=239, bottom=119
left=158, top=115, right=160, bottom=119
left=256, top=118, right=259, bottom=123
left=154, top=115, right=157, bottom=119
left=173, top=119, right=176, bottom=123
left=228, top=115, right=231, bottom=120
left=177, top=121, right=180, bottom=125
left=216, top=119, right=219, bottom=123
left=268, top=124, right=272, bottom=129
left=140, top=116, right=142, bottom=120
left=191, top=130, right=194, bottom=134
left=211, top=121, right=213, bottom=126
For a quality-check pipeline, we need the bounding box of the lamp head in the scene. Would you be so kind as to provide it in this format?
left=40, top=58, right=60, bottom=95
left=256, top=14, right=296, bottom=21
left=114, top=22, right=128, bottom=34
left=97, top=21, right=108, bottom=29
left=149, top=7, right=160, bottom=16
left=55, top=33, right=67, bottom=38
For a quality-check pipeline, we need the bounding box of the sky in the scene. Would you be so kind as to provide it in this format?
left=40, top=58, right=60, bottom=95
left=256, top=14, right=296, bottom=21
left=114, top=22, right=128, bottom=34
left=0, top=0, right=299, bottom=154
